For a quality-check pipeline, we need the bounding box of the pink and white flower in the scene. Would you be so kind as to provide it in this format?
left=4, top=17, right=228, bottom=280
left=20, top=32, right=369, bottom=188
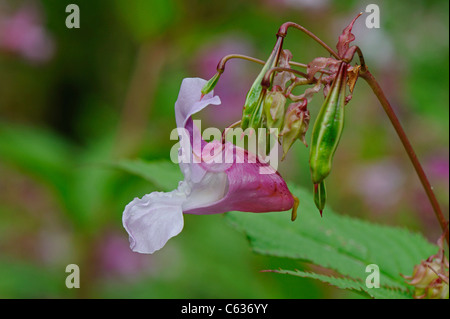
left=123, top=78, right=294, bottom=254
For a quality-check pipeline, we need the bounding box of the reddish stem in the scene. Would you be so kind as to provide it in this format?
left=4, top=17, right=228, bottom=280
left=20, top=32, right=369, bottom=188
left=360, top=69, right=449, bottom=246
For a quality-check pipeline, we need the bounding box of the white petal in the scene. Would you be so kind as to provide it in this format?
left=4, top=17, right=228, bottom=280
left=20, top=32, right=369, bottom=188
left=182, top=171, right=229, bottom=214
left=177, top=124, right=207, bottom=184
left=123, top=191, right=186, bottom=254
left=174, top=77, right=222, bottom=186
left=175, top=77, right=221, bottom=129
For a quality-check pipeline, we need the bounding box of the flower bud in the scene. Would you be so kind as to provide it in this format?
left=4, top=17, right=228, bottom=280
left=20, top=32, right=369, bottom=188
left=264, top=89, right=286, bottom=131
left=405, top=258, right=449, bottom=299
left=280, top=100, right=310, bottom=159
left=201, top=71, right=222, bottom=96
left=403, top=234, right=449, bottom=299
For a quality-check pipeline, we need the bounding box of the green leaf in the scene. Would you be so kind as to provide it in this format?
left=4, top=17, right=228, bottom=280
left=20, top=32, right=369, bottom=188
left=0, top=122, right=74, bottom=190
left=268, top=269, right=411, bottom=299
left=0, top=259, right=68, bottom=298
left=0, top=122, right=84, bottom=225
left=226, top=184, right=437, bottom=294
left=106, top=159, right=182, bottom=192
left=0, top=123, right=117, bottom=227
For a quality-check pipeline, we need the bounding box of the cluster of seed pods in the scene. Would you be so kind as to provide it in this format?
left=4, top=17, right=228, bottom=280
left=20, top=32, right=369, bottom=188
left=202, top=14, right=364, bottom=216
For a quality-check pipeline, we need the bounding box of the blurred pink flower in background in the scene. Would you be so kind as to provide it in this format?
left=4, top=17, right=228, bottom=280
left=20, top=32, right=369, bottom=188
left=96, top=230, right=153, bottom=279
left=414, top=154, right=449, bottom=235
left=264, top=0, right=330, bottom=11
left=349, top=159, right=406, bottom=213
left=0, top=1, right=54, bottom=63
left=426, top=155, right=449, bottom=182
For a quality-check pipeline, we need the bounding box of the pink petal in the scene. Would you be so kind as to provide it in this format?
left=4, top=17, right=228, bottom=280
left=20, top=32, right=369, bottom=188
left=184, top=141, right=294, bottom=215
left=175, top=78, right=294, bottom=215
left=123, top=77, right=295, bottom=254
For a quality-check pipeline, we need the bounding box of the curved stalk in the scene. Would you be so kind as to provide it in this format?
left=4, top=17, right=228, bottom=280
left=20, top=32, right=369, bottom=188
left=354, top=46, right=367, bottom=72
left=215, top=54, right=326, bottom=78
left=289, top=61, right=308, bottom=69
left=278, top=22, right=340, bottom=59
left=216, top=54, right=265, bottom=72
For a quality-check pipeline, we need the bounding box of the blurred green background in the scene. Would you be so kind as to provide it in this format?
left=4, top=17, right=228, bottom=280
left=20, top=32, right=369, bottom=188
left=0, top=0, right=448, bottom=298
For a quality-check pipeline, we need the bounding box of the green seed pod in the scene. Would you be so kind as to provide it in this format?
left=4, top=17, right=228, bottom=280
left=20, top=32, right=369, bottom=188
left=313, top=181, right=326, bottom=216
left=247, top=91, right=266, bottom=130
left=254, top=91, right=284, bottom=157
left=309, top=62, right=348, bottom=184
left=241, top=37, right=284, bottom=130
left=201, top=71, right=222, bottom=96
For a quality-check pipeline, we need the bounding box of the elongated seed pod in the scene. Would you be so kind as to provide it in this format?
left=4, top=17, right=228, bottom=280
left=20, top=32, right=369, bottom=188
left=309, top=61, right=348, bottom=184
left=313, top=181, right=326, bottom=216
left=241, top=36, right=284, bottom=130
